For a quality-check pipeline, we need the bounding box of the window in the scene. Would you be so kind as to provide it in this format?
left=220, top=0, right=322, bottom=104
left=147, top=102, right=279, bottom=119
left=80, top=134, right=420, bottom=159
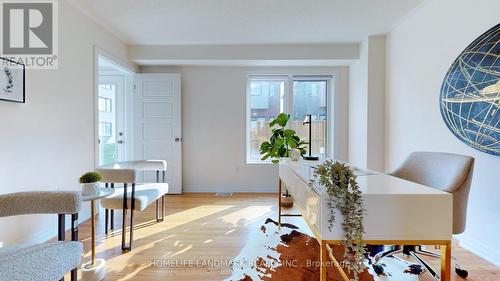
left=99, top=97, right=112, bottom=112
left=247, top=78, right=286, bottom=161
left=99, top=122, right=113, bottom=137
left=246, top=75, right=331, bottom=163
left=291, top=80, right=328, bottom=157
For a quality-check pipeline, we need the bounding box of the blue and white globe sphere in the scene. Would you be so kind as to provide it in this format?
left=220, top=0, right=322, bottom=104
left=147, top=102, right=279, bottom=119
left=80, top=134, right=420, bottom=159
left=440, top=23, right=499, bottom=156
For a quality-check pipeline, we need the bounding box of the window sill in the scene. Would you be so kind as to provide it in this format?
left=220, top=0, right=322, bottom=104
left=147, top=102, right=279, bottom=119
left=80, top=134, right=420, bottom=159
left=246, top=160, right=274, bottom=165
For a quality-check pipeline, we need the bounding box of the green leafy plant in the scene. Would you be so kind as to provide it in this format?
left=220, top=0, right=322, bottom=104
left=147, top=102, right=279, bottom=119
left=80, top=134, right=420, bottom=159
left=312, top=160, right=366, bottom=281
left=259, top=113, right=307, bottom=164
left=79, top=172, right=102, bottom=184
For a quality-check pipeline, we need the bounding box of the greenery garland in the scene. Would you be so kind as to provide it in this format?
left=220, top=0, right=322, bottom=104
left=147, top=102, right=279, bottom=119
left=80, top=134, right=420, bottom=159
left=311, top=160, right=366, bottom=281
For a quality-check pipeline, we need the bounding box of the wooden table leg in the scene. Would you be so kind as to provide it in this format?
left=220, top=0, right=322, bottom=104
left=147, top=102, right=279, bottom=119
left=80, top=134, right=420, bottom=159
left=441, top=241, right=451, bottom=281
left=320, top=240, right=327, bottom=281
left=278, top=178, right=282, bottom=227
left=326, top=244, right=350, bottom=281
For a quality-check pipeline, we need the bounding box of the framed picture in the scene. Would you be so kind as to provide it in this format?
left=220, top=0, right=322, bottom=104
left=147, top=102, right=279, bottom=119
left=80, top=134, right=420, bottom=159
left=0, top=58, right=25, bottom=103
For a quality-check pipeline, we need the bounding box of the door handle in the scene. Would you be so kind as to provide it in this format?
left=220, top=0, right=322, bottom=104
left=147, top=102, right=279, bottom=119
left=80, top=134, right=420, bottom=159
left=175, top=137, right=182, bottom=142
left=117, top=140, right=124, bottom=144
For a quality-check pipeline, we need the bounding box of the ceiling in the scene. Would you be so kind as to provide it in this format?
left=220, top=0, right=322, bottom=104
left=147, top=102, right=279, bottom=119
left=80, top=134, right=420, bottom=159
left=74, top=0, right=425, bottom=45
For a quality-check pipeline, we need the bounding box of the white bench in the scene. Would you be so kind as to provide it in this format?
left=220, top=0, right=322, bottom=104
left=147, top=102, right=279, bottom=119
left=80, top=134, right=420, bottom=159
left=100, top=183, right=168, bottom=212
left=96, top=160, right=168, bottom=252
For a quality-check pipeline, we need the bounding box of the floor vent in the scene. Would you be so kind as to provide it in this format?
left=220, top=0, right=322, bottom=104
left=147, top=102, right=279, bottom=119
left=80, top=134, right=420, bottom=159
left=216, top=192, right=233, bottom=197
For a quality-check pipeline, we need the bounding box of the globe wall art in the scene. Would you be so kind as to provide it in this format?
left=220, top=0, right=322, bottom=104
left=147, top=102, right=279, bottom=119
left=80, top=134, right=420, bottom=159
left=440, top=23, right=499, bottom=156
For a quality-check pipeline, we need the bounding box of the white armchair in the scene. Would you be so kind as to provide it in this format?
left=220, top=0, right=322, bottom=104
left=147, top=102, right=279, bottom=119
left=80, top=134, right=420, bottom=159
left=0, top=191, right=83, bottom=281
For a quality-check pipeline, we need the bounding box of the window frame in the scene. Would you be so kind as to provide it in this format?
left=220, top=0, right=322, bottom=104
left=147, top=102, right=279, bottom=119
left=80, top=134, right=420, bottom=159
left=245, top=74, right=333, bottom=164
left=99, top=122, right=113, bottom=137
left=98, top=96, right=112, bottom=112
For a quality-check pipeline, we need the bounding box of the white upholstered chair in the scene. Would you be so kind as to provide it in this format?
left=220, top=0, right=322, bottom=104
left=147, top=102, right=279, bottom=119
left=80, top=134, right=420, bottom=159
left=373, top=151, right=474, bottom=279
left=0, top=191, right=82, bottom=281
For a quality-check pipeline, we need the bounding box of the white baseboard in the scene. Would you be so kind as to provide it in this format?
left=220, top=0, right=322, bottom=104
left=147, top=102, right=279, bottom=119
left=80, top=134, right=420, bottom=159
left=183, top=186, right=276, bottom=193
left=457, top=235, right=500, bottom=267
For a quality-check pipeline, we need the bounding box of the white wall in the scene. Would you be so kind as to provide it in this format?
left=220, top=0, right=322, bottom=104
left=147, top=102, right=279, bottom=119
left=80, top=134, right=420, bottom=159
left=348, top=35, right=386, bottom=171
left=141, top=65, right=349, bottom=193
left=366, top=35, right=386, bottom=171
left=386, top=0, right=500, bottom=266
left=0, top=1, right=130, bottom=245
left=348, top=41, right=368, bottom=168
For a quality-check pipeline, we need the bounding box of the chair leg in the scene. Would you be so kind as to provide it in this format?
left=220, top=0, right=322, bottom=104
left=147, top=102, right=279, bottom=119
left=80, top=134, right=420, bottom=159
left=110, top=183, right=115, bottom=230
left=162, top=195, right=165, bottom=219
left=371, top=246, right=403, bottom=275
left=416, top=246, right=441, bottom=258
left=155, top=171, right=163, bottom=222
left=58, top=214, right=65, bottom=281
left=71, top=213, right=78, bottom=241
left=409, top=250, right=439, bottom=280
left=372, top=246, right=402, bottom=264
left=57, top=214, right=79, bottom=281
left=105, top=209, right=109, bottom=235
left=104, top=183, right=109, bottom=234
left=121, top=183, right=135, bottom=252
left=70, top=213, right=78, bottom=281
left=129, top=183, right=136, bottom=250
left=416, top=246, right=469, bottom=278
left=156, top=196, right=165, bottom=222
left=58, top=214, right=65, bottom=241
left=121, top=183, right=129, bottom=252
left=156, top=199, right=159, bottom=221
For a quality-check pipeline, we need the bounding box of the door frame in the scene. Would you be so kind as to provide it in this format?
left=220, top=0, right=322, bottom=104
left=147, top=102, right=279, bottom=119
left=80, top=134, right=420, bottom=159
left=93, top=46, right=137, bottom=168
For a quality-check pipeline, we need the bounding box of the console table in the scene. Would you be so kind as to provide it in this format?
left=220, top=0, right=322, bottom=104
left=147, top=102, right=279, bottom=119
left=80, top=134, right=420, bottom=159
left=278, top=159, right=453, bottom=281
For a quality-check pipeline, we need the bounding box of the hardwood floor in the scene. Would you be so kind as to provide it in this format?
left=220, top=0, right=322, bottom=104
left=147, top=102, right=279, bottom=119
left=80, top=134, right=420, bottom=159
left=67, top=193, right=499, bottom=281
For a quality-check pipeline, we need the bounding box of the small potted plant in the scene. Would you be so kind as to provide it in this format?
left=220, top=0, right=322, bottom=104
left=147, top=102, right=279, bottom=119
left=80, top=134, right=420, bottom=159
left=79, top=172, right=102, bottom=196
left=259, top=113, right=307, bottom=207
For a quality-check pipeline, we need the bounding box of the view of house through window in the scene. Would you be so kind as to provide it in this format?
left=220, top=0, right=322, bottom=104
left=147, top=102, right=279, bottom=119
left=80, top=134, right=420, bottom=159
left=99, top=122, right=113, bottom=137
left=98, top=83, right=117, bottom=165
left=247, top=76, right=330, bottom=163
left=98, top=97, right=112, bottom=112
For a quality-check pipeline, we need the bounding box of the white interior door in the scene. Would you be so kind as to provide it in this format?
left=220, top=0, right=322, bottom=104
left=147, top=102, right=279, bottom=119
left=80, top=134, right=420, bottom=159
left=98, top=76, right=126, bottom=166
left=134, top=74, right=182, bottom=194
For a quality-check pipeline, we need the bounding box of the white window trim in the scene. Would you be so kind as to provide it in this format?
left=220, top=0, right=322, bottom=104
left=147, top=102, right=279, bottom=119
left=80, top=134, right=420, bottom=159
left=245, top=74, right=333, bottom=164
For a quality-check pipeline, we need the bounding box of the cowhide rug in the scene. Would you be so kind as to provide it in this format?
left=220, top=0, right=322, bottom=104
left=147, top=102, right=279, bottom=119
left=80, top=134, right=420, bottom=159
left=225, top=218, right=433, bottom=281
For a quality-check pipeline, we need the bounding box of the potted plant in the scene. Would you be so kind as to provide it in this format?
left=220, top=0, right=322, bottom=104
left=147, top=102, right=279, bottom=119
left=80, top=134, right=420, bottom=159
left=259, top=113, right=307, bottom=207
left=80, top=172, right=102, bottom=196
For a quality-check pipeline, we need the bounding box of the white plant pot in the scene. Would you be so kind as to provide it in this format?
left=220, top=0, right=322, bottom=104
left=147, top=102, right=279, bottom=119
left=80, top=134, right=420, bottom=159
left=82, top=182, right=99, bottom=196
left=290, top=149, right=301, bottom=161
